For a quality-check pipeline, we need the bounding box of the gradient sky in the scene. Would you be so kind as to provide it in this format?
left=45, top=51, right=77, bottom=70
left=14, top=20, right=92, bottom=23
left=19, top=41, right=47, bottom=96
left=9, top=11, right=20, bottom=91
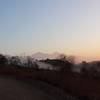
left=0, top=0, right=100, bottom=60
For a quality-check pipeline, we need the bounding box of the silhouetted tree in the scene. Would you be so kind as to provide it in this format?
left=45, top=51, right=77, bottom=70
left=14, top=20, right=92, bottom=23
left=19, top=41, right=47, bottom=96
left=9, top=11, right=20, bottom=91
left=80, top=67, right=89, bottom=77
left=26, top=56, right=39, bottom=69
left=58, top=54, right=75, bottom=64
left=43, top=59, right=72, bottom=71
left=26, top=56, right=33, bottom=68
left=58, top=54, right=66, bottom=61
left=33, top=62, right=39, bottom=70
left=0, top=54, right=7, bottom=66
left=9, top=56, right=21, bottom=67
left=80, top=61, right=89, bottom=77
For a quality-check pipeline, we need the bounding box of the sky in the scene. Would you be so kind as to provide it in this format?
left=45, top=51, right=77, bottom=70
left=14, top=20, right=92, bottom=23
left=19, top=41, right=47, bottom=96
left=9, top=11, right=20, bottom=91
left=0, top=0, right=100, bottom=60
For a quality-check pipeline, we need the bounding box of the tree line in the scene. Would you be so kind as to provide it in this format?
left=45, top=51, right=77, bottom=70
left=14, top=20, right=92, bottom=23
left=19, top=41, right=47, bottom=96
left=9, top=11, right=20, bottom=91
left=0, top=53, right=75, bottom=71
left=1, top=53, right=100, bottom=79
left=0, top=54, right=39, bottom=69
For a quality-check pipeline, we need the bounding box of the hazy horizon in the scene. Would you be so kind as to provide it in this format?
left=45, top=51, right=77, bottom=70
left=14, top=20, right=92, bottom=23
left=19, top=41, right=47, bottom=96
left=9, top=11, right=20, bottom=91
left=0, top=0, right=100, bottom=61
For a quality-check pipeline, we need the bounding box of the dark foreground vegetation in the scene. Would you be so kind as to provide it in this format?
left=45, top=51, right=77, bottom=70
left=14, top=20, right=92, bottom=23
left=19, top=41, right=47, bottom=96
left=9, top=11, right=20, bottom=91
left=0, top=54, right=100, bottom=100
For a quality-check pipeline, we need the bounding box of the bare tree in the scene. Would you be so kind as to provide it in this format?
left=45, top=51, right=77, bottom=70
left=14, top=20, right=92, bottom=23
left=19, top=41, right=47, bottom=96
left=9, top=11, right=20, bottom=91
left=26, top=56, right=39, bottom=69
left=57, top=54, right=66, bottom=61
left=26, top=56, right=33, bottom=68
left=66, top=56, right=75, bottom=64
left=57, top=54, right=75, bottom=64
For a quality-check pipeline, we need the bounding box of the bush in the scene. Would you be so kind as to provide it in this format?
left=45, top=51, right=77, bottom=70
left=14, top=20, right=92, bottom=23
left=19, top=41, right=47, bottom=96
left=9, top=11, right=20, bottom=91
left=0, top=54, right=7, bottom=66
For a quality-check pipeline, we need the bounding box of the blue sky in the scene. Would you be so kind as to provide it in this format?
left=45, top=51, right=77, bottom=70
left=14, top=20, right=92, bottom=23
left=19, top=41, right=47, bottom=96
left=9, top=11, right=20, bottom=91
left=0, top=0, right=100, bottom=59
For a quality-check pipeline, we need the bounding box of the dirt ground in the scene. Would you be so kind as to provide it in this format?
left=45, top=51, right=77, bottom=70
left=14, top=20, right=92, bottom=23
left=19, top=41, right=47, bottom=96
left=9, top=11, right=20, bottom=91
left=0, top=76, right=78, bottom=100
left=0, top=76, right=54, bottom=100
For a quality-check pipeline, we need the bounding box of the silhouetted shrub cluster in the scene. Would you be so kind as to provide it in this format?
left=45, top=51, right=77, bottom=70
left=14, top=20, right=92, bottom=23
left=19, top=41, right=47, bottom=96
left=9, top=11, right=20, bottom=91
left=41, top=59, right=72, bottom=71
left=0, top=54, right=39, bottom=69
left=80, top=61, right=100, bottom=79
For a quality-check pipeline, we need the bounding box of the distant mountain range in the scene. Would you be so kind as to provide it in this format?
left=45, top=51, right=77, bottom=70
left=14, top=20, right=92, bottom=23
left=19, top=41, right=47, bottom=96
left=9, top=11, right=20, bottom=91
left=31, top=52, right=61, bottom=60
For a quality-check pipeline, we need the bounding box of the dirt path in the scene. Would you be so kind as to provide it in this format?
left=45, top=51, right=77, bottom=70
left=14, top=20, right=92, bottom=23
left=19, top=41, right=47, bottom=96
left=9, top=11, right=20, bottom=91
left=0, top=76, right=54, bottom=100
left=0, top=76, right=78, bottom=100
